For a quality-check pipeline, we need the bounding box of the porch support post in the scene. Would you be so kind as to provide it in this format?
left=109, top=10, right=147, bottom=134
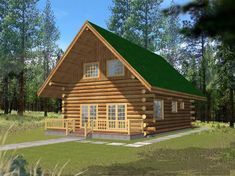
left=65, top=121, right=68, bottom=136
left=128, top=119, right=131, bottom=135
left=73, top=119, right=76, bottom=132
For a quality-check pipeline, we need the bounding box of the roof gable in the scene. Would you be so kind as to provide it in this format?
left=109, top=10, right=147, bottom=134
left=88, top=21, right=204, bottom=98
left=38, top=21, right=205, bottom=100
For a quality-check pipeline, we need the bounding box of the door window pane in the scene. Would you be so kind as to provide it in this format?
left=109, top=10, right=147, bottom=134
left=108, top=105, right=116, bottom=120
left=117, top=105, right=125, bottom=120
left=81, top=105, right=88, bottom=126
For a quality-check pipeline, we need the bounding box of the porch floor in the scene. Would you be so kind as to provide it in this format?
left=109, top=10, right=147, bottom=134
left=46, top=129, right=144, bottom=140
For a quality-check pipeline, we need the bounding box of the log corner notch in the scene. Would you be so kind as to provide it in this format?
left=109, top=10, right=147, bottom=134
left=48, top=81, right=68, bottom=91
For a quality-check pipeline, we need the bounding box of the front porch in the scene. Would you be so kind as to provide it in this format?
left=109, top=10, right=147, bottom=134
left=45, top=118, right=144, bottom=139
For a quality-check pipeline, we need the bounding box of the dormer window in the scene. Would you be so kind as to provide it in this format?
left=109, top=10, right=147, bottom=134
left=107, top=59, right=124, bottom=77
left=84, top=62, right=99, bottom=78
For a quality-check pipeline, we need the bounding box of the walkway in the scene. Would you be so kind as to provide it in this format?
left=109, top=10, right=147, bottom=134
left=0, top=127, right=208, bottom=151
left=0, top=137, right=83, bottom=151
left=76, top=127, right=209, bottom=148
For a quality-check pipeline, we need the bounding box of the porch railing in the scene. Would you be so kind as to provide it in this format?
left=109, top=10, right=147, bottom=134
left=45, top=118, right=143, bottom=136
left=45, top=118, right=77, bottom=135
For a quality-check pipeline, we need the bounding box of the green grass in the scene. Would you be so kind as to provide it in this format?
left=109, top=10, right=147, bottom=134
left=9, top=125, right=235, bottom=176
left=4, top=128, right=62, bottom=145
left=1, top=115, right=234, bottom=175
left=0, top=111, right=62, bottom=133
left=0, top=111, right=62, bottom=144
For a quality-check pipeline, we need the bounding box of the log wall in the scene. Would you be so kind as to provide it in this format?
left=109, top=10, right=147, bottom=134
left=59, top=29, right=194, bottom=134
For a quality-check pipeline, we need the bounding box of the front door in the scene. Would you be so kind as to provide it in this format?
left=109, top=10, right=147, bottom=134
left=81, top=104, right=97, bottom=128
left=107, top=104, right=127, bottom=130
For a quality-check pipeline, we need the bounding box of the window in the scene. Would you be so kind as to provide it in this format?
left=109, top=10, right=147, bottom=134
left=180, top=102, right=185, bottom=109
left=81, top=104, right=97, bottom=127
left=84, top=62, right=99, bottom=78
left=154, top=100, right=164, bottom=120
left=107, top=59, right=124, bottom=77
left=172, top=101, right=178, bottom=112
left=107, top=104, right=126, bottom=128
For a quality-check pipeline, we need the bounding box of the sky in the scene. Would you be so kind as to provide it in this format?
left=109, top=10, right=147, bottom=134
left=38, top=0, right=190, bottom=51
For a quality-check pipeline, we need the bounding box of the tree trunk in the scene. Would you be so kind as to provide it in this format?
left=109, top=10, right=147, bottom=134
left=207, top=92, right=211, bottom=122
left=229, top=88, right=234, bottom=127
left=3, top=76, right=9, bottom=114
left=18, top=70, right=24, bottom=116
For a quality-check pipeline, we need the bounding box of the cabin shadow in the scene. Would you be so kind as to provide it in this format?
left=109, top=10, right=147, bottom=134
left=84, top=143, right=235, bottom=176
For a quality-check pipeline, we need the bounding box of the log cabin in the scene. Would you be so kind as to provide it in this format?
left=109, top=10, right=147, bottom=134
left=38, top=21, right=206, bottom=140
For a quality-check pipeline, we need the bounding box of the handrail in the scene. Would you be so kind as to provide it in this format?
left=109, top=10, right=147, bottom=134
left=45, top=118, right=77, bottom=136
left=45, top=118, right=143, bottom=135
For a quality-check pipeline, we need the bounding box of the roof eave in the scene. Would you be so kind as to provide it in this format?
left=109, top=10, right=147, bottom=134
left=152, top=86, right=206, bottom=101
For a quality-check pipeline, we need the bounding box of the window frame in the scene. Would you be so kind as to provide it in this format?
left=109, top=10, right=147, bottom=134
left=180, top=101, right=185, bottom=110
left=83, top=62, right=99, bottom=79
left=80, top=104, right=98, bottom=127
left=172, top=101, right=178, bottom=113
left=106, top=103, right=127, bottom=121
left=106, top=59, right=125, bottom=77
left=153, top=99, right=164, bottom=120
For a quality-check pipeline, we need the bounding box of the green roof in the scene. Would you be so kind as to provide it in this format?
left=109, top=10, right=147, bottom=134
left=89, top=21, right=204, bottom=97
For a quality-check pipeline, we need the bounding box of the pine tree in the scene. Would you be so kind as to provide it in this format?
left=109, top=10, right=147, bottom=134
left=127, top=0, right=163, bottom=51
left=108, top=0, right=164, bottom=51
left=40, top=0, right=60, bottom=117
left=6, top=0, right=41, bottom=116
left=108, top=0, right=131, bottom=36
left=159, top=0, right=181, bottom=67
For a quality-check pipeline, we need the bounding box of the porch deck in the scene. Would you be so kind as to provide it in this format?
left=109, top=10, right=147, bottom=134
left=45, top=118, right=144, bottom=139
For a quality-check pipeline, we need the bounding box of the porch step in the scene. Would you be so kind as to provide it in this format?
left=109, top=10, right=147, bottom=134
left=68, top=129, right=92, bottom=138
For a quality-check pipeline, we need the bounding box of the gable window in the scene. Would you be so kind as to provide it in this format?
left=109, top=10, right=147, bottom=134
left=154, top=100, right=164, bottom=120
left=107, top=59, right=124, bottom=77
left=180, top=102, right=185, bottom=109
left=172, top=101, right=178, bottom=112
left=84, top=62, right=99, bottom=78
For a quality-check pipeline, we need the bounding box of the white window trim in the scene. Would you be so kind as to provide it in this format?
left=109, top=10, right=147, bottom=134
left=106, top=103, right=127, bottom=121
left=106, top=59, right=125, bottom=77
left=180, top=101, right=185, bottom=110
left=154, top=99, right=164, bottom=120
left=172, top=101, right=178, bottom=113
left=83, top=62, right=99, bottom=79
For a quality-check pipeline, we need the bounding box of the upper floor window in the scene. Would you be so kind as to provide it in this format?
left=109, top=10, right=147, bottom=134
left=107, top=59, right=124, bottom=77
left=84, top=62, right=99, bottom=78
left=154, top=100, right=164, bottom=120
left=172, top=101, right=178, bottom=112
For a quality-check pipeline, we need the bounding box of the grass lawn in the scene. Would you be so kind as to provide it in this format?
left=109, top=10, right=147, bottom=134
left=9, top=125, right=235, bottom=176
left=1, top=112, right=235, bottom=175
left=0, top=111, right=63, bottom=144
left=4, top=128, right=62, bottom=145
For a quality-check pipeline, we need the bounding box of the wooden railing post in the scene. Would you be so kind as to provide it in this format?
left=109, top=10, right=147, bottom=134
left=65, top=120, right=68, bottom=136
left=84, top=122, right=87, bottom=138
left=128, top=119, right=131, bottom=135
left=73, top=119, right=76, bottom=132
